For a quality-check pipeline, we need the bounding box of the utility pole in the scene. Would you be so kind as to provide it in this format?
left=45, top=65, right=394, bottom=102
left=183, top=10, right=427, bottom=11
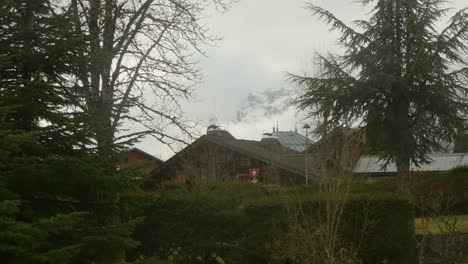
left=303, top=124, right=311, bottom=185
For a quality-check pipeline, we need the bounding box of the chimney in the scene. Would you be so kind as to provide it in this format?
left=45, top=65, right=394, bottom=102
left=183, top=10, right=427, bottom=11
left=260, top=132, right=282, bottom=151
left=206, top=124, right=235, bottom=139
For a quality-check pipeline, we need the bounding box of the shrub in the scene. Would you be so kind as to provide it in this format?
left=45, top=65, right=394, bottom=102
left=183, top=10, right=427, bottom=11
left=353, top=169, right=468, bottom=215
left=352, top=178, right=396, bottom=194
left=343, top=194, right=416, bottom=264
left=133, top=193, right=248, bottom=263
left=132, top=185, right=416, bottom=264
left=246, top=193, right=416, bottom=264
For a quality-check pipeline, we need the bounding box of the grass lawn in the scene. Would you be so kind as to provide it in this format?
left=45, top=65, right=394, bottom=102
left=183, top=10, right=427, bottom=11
left=415, top=214, right=468, bottom=235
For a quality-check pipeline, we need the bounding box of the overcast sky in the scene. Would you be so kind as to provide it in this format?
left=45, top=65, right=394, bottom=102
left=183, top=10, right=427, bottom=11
left=185, top=0, right=360, bottom=121
left=136, top=0, right=467, bottom=160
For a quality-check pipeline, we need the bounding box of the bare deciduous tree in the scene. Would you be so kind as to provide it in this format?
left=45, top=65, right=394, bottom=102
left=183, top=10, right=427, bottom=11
left=271, top=122, right=368, bottom=264
left=65, top=0, right=234, bottom=154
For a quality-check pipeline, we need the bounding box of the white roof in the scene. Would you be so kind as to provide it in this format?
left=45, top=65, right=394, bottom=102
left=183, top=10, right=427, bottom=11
left=354, top=153, right=468, bottom=174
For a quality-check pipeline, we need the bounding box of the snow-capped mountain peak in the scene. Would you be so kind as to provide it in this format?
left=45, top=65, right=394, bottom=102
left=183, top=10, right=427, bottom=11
left=236, top=87, right=298, bottom=122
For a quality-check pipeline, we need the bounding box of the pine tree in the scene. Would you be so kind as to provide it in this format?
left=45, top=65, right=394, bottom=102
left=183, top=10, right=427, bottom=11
left=0, top=2, right=144, bottom=263
left=0, top=0, right=92, bottom=157
left=291, top=0, right=468, bottom=190
left=0, top=109, right=87, bottom=264
left=1, top=104, right=143, bottom=264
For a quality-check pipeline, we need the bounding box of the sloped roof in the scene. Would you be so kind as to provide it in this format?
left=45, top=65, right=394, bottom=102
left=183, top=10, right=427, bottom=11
left=354, top=153, right=468, bottom=174
left=151, top=133, right=315, bottom=177
left=200, top=135, right=314, bottom=176
left=272, top=131, right=314, bottom=152
left=125, top=148, right=164, bottom=163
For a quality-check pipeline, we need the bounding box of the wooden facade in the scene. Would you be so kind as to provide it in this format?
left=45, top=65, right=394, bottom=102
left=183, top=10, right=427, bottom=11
left=148, top=130, right=311, bottom=189
left=117, top=148, right=163, bottom=174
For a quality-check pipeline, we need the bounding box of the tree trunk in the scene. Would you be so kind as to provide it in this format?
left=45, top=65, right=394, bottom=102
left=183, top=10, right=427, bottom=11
left=17, top=0, right=35, bottom=131
left=392, top=0, right=411, bottom=193
left=99, top=0, right=116, bottom=156
left=89, top=0, right=101, bottom=109
left=88, top=0, right=116, bottom=156
left=88, top=0, right=104, bottom=152
left=394, top=90, right=411, bottom=192
left=86, top=2, right=123, bottom=264
left=396, top=151, right=410, bottom=192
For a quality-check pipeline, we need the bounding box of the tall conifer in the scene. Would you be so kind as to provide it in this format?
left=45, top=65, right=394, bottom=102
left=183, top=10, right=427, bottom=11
left=292, top=0, right=468, bottom=190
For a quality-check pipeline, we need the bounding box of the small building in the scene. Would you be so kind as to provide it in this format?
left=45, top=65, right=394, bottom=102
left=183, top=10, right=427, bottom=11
left=303, top=126, right=465, bottom=178
left=354, top=153, right=468, bottom=177
left=117, top=148, right=163, bottom=174
left=147, top=126, right=315, bottom=189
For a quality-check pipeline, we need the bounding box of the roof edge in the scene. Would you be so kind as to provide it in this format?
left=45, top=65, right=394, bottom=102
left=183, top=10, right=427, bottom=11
left=126, top=148, right=164, bottom=163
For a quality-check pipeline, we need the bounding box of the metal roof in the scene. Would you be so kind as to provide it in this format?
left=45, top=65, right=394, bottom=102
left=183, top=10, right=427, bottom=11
left=272, top=131, right=315, bottom=152
left=354, top=153, right=468, bottom=174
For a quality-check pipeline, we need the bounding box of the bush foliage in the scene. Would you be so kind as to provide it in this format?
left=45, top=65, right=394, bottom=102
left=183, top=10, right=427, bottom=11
left=354, top=168, right=468, bottom=215
left=132, top=183, right=416, bottom=264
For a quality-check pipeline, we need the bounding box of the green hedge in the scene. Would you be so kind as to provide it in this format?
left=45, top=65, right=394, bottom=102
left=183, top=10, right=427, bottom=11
left=131, top=185, right=416, bottom=264
left=343, top=195, right=416, bottom=263
left=353, top=167, right=468, bottom=215
left=242, top=194, right=416, bottom=264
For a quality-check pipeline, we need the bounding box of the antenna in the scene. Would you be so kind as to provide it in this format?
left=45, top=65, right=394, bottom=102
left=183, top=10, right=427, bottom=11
left=214, top=99, right=217, bottom=121
left=209, top=99, right=218, bottom=126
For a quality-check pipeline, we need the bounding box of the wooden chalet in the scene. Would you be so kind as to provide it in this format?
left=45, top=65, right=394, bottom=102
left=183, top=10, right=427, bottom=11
left=117, top=148, right=164, bottom=174
left=147, top=126, right=315, bottom=189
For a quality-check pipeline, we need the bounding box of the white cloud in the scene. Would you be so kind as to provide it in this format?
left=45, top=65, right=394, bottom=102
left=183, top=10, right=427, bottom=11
left=135, top=0, right=467, bottom=159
